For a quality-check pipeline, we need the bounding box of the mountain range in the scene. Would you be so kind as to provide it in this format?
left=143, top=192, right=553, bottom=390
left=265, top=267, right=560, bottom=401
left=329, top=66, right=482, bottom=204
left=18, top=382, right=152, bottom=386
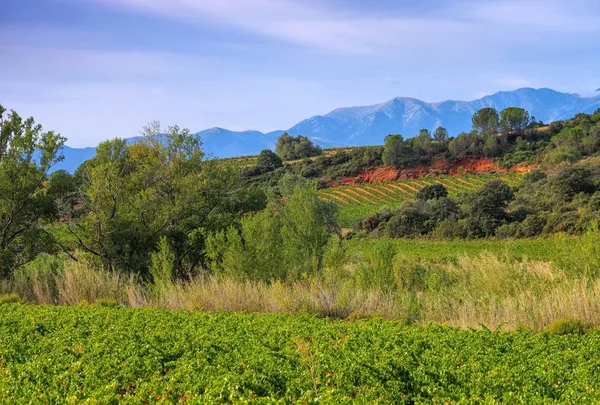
left=53, top=88, right=600, bottom=173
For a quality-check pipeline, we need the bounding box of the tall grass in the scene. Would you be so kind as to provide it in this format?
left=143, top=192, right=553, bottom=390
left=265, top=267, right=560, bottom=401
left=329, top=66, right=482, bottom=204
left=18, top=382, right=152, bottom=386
left=4, top=240, right=600, bottom=331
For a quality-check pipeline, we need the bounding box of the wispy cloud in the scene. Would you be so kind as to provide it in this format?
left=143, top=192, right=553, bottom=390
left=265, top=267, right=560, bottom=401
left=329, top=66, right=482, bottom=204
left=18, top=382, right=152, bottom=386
left=71, top=0, right=600, bottom=54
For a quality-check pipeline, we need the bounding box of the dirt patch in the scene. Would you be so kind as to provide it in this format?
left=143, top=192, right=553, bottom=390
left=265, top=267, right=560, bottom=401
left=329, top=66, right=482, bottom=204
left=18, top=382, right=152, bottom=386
left=328, top=158, right=533, bottom=186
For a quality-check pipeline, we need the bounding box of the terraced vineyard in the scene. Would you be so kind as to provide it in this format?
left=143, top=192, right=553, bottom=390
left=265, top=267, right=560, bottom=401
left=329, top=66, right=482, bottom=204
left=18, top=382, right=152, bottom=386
left=319, top=173, right=524, bottom=227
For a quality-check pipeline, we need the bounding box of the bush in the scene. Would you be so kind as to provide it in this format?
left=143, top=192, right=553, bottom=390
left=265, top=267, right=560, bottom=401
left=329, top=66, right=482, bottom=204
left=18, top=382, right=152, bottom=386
left=546, top=318, right=590, bottom=336
left=0, top=293, right=22, bottom=304
left=94, top=298, right=121, bottom=308
left=416, top=184, right=448, bottom=201
left=386, top=209, right=430, bottom=238
left=275, top=133, right=322, bottom=161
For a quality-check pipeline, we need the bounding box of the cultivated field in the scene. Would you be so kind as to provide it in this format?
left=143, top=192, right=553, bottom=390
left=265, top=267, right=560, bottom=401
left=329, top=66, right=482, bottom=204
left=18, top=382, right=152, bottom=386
left=1, top=304, right=599, bottom=403
left=319, top=173, right=523, bottom=226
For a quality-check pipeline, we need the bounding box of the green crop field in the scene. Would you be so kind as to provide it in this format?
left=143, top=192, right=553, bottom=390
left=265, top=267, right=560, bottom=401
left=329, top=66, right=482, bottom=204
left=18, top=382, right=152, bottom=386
left=319, top=173, right=523, bottom=227
left=1, top=304, right=599, bottom=403
left=345, top=232, right=583, bottom=263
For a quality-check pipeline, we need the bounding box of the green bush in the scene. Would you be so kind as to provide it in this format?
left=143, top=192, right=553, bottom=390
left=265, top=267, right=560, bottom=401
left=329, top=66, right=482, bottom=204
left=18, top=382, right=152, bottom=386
left=546, top=318, right=590, bottom=336
left=0, top=293, right=22, bottom=304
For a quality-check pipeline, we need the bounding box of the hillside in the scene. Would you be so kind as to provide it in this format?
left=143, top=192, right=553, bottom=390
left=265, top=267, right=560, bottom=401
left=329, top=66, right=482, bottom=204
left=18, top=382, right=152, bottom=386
left=53, top=88, right=600, bottom=172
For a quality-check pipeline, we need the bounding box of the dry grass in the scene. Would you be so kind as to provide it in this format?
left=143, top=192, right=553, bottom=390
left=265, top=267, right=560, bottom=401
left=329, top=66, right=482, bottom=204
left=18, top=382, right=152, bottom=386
left=5, top=252, right=600, bottom=331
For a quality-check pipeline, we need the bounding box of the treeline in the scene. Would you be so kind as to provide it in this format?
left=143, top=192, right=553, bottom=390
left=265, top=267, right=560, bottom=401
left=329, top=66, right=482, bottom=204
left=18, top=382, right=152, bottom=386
left=1, top=101, right=600, bottom=283
left=242, top=107, right=600, bottom=187
left=353, top=165, right=600, bottom=239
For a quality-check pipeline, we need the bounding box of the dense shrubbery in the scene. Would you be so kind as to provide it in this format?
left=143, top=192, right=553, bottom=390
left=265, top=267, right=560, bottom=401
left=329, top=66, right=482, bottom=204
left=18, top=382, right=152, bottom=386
left=354, top=164, right=600, bottom=239
left=275, top=133, right=322, bottom=160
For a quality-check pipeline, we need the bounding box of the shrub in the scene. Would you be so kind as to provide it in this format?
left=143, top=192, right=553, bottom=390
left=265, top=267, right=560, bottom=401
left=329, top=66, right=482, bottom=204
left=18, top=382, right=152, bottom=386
left=94, top=298, right=121, bottom=308
left=546, top=318, right=590, bottom=336
left=416, top=184, right=448, bottom=201
left=0, top=293, right=22, bottom=304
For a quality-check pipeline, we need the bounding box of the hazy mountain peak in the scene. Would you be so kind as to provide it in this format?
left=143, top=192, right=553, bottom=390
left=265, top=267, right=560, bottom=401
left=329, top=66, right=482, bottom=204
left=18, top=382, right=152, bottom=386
left=56, top=88, right=600, bottom=173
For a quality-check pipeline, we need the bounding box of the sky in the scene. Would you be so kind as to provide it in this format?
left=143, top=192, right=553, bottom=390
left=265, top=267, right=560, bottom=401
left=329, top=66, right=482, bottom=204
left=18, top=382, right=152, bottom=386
left=1, top=0, right=600, bottom=147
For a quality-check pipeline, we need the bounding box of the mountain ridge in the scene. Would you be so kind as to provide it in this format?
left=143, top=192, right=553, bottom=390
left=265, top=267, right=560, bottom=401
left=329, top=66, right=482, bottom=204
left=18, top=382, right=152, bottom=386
left=54, top=88, right=600, bottom=172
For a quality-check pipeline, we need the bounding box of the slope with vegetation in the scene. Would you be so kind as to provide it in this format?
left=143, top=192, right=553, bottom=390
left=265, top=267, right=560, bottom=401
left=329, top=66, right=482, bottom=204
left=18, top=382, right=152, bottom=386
left=2, top=102, right=600, bottom=401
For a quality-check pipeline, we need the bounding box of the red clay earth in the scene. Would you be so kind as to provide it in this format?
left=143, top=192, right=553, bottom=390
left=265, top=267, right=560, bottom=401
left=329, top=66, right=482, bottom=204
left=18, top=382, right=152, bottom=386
left=329, top=157, right=535, bottom=186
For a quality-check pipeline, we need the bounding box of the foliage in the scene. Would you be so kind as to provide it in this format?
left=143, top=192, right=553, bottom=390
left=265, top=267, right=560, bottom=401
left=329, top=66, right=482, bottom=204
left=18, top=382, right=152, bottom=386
left=500, top=107, right=530, bottom=135
left=472, top=107, right=499, bottom=135
left=546, top=318, right=590, bottom=336
left=275, top=133, right=322, bottom=160
left=382, top=134, right=414, bottom=168
left=0, top=105, right=66, bottom=277
left=416, top=183, right=448, bottom=201
left=69, top=124, right=264, bottom=278
left=2, top=305, right=600, bottom=403
left=207, top=181, right=338, bottom=281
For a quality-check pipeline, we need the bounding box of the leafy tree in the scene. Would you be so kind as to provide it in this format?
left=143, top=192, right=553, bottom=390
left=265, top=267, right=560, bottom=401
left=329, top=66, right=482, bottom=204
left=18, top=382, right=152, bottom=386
left=386, top=208, right=429, bottom=238
left=466, top=181, right=514, bottom=237
left=281, top=184, right=339, bottom=277
left=434, top=127, right=449, bottom=144
left=206, top=207, right=284, bottom=281
left=71, top=123, right=261, bottom=277
left=0, top=105, right=65, bottom=276
left=256, top=149, right=283, bottom=173
left=550, top=166, right=597, bottom=200
left=414, top=129, right=433, bottom=157
left=416, top=184, right=448, bottom=201
left=382, top=134, right=412, bottom=168
left=472, top=108, right=499, bottom=135
left=47, top=170, right=78, bottom=220
left=275, top=133, right=321, bottom=160
left=500, top=107, right=530, bottom=135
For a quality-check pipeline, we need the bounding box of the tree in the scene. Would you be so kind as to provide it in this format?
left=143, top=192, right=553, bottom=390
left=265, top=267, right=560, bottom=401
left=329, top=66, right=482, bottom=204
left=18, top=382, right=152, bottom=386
left=466, top=181, right=514, bottom=237
left=256, top=149, right=283, bottom=173
left=275, top=133, right=322, bottom=160
left=416, top=184, right=448, bottom=201
left=414, top=129, right=433, bottom=157
left=434, top=127, right=449, bottom=144
left=382, top=134, right=412, bottom=168
left=281, top=184, right=339, bottom=277
left=472, top=108, right=499, bottom=135
left=0, top=105, right=65, bottom=276
left=71, top=123, right=262, bottom=278
left=500, top=107, right=530, bottom=135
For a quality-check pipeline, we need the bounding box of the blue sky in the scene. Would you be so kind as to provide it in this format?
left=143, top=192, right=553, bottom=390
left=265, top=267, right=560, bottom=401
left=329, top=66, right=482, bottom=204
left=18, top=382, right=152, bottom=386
left=2, top=0, right=599, bottom=147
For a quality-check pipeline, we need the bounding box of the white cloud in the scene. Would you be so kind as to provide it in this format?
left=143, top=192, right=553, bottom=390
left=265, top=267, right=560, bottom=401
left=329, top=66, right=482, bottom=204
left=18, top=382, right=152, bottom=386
left=68, top=0, right=599, bottom=54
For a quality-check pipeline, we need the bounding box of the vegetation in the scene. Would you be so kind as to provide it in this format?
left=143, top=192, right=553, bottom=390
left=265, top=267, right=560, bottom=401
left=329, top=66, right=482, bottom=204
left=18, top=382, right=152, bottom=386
left=275, top=132, right=322, bottom=160
left=319, top=173, right=522, bottom=227
left=3, top=101, right=600, bottom=401
left=2, top=304, right=600, bottom=403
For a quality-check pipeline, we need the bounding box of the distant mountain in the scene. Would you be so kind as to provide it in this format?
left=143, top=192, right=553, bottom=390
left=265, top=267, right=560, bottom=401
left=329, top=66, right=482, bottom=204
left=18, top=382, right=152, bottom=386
left=54, top=88, right=600, bottom=172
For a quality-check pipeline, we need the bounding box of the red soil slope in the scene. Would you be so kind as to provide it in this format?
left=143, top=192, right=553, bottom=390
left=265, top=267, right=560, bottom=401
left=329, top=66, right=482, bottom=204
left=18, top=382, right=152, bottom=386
left=330, top=158, right=535, bottom=186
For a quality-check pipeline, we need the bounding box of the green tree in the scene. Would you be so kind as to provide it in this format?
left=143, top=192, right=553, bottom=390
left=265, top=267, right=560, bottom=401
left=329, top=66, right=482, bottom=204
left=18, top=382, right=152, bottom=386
left=275, top=133, right=322, bottom=160
left=0, top=105, right=65, bottom=276
left=416, top=184, right=448, bottom=201
left=466, top=181, right=514, bottom=237
left=382, top=134, right=412, bottom=168
left=281, top=184, right=339, bottom=277
left=256, top=149, right=283, bottom=173
left=71, top=123, right=260, bottom=277
left=472, top=108, right=499, bottom=135
left=500, top=107, right=530, bottom=135
left=414, top=129, right=433, bottom=157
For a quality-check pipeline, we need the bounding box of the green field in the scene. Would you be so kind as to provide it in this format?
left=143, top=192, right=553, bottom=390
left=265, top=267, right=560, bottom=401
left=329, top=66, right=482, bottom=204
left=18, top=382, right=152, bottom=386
left=1, top=304, right=599, bottom=403
left=346, top=233, right=582, bottom=262
left=319, top=173, right=523, bottom=227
